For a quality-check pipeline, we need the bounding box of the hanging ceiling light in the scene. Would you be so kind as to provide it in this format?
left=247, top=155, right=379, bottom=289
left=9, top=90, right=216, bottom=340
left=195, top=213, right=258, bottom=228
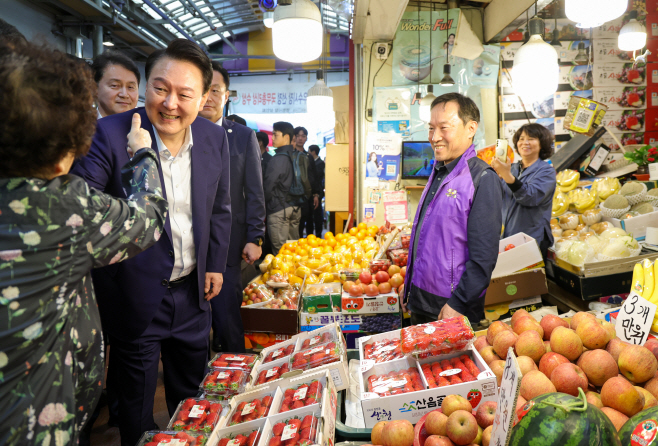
left=307, top=70, right=333, bottom=116
left=574, top=41, right=589, bottom=63
left=550, top=14, right=561, bottom=48
left=513, top=16, right=559, bottom=103
left=439, top=64, right=455, bottom=86
left=263, top=11, right=274, bottom=28
left=566, top=0, right=628, bottom=28
left=272, top=0, right=322, bottom=63
left=103, top=36, right=114, bottom=46
left=419, top=85, right=436, bottom=122
left=619, top=10, right=647, bottom=51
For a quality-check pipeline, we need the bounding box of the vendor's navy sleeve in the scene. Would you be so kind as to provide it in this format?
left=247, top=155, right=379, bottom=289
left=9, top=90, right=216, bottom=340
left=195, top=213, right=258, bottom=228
left=448, top=166, right=503, bottom=315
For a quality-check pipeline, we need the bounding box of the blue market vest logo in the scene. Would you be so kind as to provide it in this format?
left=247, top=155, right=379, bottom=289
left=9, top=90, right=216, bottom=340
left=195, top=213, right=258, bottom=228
left=400, top=395, right=445, bottom=413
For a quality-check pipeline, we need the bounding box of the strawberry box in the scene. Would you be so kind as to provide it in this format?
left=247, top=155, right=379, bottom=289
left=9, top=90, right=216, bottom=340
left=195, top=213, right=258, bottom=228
left=254, top=361, right=292, bottom=386
left=208, top=353, right=259, bottom=371
left=362, top=337, right=404, bottom=363
left=290, top=341, right=342, bottom=372
left=217, top=428, right=262, bottom=446
left=366, top=364, right=426, bottom=396
left=136, top=430, right=209, bottom=446
left=263, top=410, right=321, bottom=446
left=399, top=316, right=475, bottom=356
left=387, top=249, right=408, bottom=267
left=167, top=398, right=223, bottom=433
left=226, top=394, right=275, bottom=426
left=359, top=345, right=498, bottom=428
left=201, top=367, right=249, bottom=397
left=299, top=331, right=336, bottom=350
left=209, top=418, right=267, bottom=446
left=263, top=343, right=295, bottom=364
left=420, top=354, right=483, bottom=388
left=279, top=378, right=323, bottom=413
left=369, top=259, right=391, bottom=275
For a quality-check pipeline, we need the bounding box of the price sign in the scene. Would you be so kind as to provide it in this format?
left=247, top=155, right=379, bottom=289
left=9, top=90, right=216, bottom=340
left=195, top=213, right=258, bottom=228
left=490, top=348, right=522, bottom=446
left=616, top=291, right=657, bottom=345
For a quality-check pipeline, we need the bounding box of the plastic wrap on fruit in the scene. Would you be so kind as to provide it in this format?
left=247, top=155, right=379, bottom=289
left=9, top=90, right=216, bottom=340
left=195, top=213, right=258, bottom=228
left=388, top=248, right=409, bottom=267
left=256, top=363, right=291, bottom=384
left=556, top=169, right=580, bottom=193
left=280, top=380, right=323, bottom=412
left=573, top=189, right=597, bottom=213
left=201, top=368, right=248, bottom=395
left=208, top=353, right=258, bottom=370
left=363, top=338, right=403, bottom=363
left=399, top=316, right=474, bottom=355
left=593, top=177, right=621, bottom=200
left=291, top=340, right=341, bottom=371
left=137, top=430, right=209, bottom=446
left=228, top=395, right=273, bottom=425
left=369, top=259, right=391, bottom=274
left=367, top=367, right=425, bottom=395
left=552, top=190, right=570, bottom=217
left=217, top=429, right=262, bottom=446
left=168, top=398, right=222, bottom=433
left=263, top=343, right=295, bottom=363
left=267, top=413, right=319, bottom=446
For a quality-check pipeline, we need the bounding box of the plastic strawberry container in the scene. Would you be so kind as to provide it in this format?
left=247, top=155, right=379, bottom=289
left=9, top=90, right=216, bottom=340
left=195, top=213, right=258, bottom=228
left=420, top=353, right=482, bottom=389
left=167, top=398, right=223, bottom=433
left=290, top=341, right=341, bottom=372
left=388, top=249, right=408, bottom=267
left=200, top=367, right=249, bottom=396
left=400, top=316, right=474, bottom=356
left=263, top=343, right=295, bottom=364
left=255, top=362, right=291, bottom=385
left=366, top=366, right=426, bottom=396
left=369, top=259, right=391, bottom=274
left=299, top=331, right=335, bottom=350
left=266, top=410, right=320, bottom=446
left=226, top=392, right=275, bottom=426
left=136, top=430, right=208, bottom=446
left=362, top=338, right=404, bottom=363
left=208, top=353, right=259, bottom=371
left=279, top=379, right=324, bottom=412
left=217, top=426, right=263, bottom=446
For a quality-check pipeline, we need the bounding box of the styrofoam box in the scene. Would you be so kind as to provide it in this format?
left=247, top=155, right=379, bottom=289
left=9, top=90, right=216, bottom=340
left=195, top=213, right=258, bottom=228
left=491, top=232, right=543, bottom=279
left=247, top=324, right=350, bottom=392
left=358, top=346, right=498, bottom=428
left=603, top=211, right=658, bottom=240
left=217, top=385, right=284, bottom=430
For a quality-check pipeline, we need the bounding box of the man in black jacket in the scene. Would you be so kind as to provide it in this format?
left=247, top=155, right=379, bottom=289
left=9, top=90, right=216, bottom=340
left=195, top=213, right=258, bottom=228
left=293, top=126, right=321, bottom=236
left=257, top=131, right=272, bottom=176
left=264, top=122, right=304, bottom=253
left=308, top=145, right=325, bottom=236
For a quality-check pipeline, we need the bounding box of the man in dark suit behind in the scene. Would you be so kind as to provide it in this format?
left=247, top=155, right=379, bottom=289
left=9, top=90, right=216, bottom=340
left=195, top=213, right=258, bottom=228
left=199, top=62, right=266, bottom=352
left=71, top=39, right=232, bottom=446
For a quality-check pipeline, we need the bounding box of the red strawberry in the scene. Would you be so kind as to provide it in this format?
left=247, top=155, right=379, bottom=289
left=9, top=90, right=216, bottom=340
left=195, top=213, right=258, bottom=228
left=310, top=353, right=325, bottom=363
left=256, top=406, right=268, bottom=418
left=273, top=422, right=286, bottom=436
left=152, top=434, right=173, bottom=442
left=292, top=360, right=306, bottom=370
left=292, top=400, right=305, bottom=409
left=182, top=398, right=196, bottom=410
left=262, top=395, right=273, bottom=407
left=145, top=443, right=159, bottom=446
left=235, top=434, right=248, bottom=446
left=174, top=431, right=195, bottom=443
left=236, top=401, right=247, bottom=412
left=197, top=400, right=210, bottom=411
left=172, top=420, right=186, bottom=428
left=284, top=438, right=299, bottom=446
left=248, top=431, right=260, bottom=446
left=269, top=436, right=283, bottom=446
left=280, top=404, right=290, bottom=412
left=300, top=415, right=314, bottom=430
left=282, top=397, right=293, bottom=406
left=219, top=440, right=230, bottom=446
left=243, top=412, right=258, bottom=422
left=304, top=398, right=317, bottom=406
left=209, top=403, right=221, bottom=413
left=205, top=412, right=219, bottom=426
left=284, top=389, right=295, bottom=398
left=230, top=412, right=242, bottom=425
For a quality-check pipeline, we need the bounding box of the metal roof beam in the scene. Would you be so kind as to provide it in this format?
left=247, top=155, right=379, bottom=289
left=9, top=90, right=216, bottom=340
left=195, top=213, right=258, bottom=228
left=194, top=19, right=261, bottom=38
left=182, top=0, right=241, bottom=53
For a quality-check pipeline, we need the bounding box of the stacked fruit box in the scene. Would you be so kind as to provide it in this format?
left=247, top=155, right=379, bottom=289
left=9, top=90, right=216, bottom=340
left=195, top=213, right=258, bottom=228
left=357, top=320, right=498, bottom=428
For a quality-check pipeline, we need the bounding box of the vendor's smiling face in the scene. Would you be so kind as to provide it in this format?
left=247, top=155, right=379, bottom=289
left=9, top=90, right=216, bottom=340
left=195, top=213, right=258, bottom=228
left=516, top=131, right=541, bottom=160
left=428, top=101, right=478, bottom=163
left=145, top=57, right=208, bottom=142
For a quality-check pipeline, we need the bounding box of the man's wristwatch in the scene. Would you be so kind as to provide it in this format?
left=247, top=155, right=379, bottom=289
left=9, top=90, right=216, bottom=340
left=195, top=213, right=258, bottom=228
left=252, top=237, right=264, bottom=246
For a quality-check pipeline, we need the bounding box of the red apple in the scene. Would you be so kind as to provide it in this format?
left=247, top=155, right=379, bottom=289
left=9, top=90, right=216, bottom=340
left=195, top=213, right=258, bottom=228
left=474, top=401, right=496, bottom=429
left=446, top=410, right=478, bottom=446
left=359, top=271, right=372, bottom=285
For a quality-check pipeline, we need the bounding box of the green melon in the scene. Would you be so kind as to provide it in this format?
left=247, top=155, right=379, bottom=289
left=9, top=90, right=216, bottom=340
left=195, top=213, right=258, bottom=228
left=618, top=406, right=658, bottom=445
left=509, top=389, right=621, bottom=446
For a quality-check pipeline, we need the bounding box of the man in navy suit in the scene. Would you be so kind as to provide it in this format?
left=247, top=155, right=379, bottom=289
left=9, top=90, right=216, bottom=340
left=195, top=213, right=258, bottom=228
left=199, top=62, right=266, bottom=352
left=71, top=39, right=231, bottom=446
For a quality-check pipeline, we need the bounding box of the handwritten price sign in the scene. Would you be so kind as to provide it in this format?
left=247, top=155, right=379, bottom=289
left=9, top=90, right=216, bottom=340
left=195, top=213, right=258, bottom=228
left=490, top=348, right=521, bottom=446
left=616, top=292, right=657, bottom=345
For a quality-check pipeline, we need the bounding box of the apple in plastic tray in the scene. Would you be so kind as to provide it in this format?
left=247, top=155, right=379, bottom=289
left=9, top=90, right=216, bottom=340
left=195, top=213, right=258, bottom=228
left=280, top=380, right=323, bottom=412
left=228, top=395, right=273, bottom=425
left=170, top=398, right=222, bottom=433
left=268, top=414, right=318, bottom=446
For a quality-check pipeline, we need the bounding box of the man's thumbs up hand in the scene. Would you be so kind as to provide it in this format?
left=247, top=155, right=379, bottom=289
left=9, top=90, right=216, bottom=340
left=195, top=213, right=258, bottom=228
left=127, top=113, right=152, bottom=158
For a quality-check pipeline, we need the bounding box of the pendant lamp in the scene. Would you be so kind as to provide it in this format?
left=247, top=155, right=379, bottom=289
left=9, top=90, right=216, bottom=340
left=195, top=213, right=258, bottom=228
left=419, top=85, right=436, bottom=122
left=272, top=0, right=322, bottom=63
left=439, top=65, right=455, bottom=86
left=565, top=0, right=628, bottom=28
left=263, top=11, right=274, bottom=28
left=618, top=10, right=647, bottom=51
left=307, top=70, right=333, bottom=117
left=574, top=41, right=589, bottom=63
left=512, top=16, right=559, bottom=103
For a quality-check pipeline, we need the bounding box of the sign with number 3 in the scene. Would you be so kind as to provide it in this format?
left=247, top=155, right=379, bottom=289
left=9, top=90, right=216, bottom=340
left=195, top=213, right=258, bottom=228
left=616, top=291, right=657, bottom=345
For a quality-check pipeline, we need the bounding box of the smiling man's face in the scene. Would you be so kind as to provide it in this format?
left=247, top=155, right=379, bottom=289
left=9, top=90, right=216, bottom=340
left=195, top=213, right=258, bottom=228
left=144, top=57, right=208, bottom=143
left=428, top=101, right=478, bottom=163
left=97, top=64, right=138, bottom=117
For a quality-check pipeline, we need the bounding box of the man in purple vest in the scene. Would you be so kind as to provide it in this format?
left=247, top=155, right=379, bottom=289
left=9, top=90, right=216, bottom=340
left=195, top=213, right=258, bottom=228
left=402, top=93, right=502, bottom=325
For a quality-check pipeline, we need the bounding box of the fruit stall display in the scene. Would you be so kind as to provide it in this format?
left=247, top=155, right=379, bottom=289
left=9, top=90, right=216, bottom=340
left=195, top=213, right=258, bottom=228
left=217, top=427, right=262, bottom=446
left=136, top=430, right=209, bottom=446
left=631, top=258, right=658, bottom=332
left=474, top=309, right=658, bottom=434
left=264, top=411, right=320, bottom=446
left=209, top=353, right=259, bottom=370
left=168, top=398, right=223, bottom=433
left=279, top=379, right=324, bottom=412
left=341, top=264, right=406, bottom=299
left=201, top=367, right=250, bottom=400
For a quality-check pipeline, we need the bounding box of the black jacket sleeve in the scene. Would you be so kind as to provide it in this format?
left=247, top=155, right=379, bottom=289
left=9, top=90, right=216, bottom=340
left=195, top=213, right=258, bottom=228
left=448, top=167, right=503, bottom=315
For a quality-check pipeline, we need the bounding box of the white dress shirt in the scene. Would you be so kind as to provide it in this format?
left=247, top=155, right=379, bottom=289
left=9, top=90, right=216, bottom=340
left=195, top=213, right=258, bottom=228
left=153, top=127, right=196, bottom=280
left=215, top=116, right=223, bottom=126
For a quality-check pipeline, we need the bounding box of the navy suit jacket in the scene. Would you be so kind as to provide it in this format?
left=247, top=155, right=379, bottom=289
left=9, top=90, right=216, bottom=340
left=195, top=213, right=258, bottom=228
left=220, top=118, right=266, bottom=266
left=71, top=107, right=232, bottom=340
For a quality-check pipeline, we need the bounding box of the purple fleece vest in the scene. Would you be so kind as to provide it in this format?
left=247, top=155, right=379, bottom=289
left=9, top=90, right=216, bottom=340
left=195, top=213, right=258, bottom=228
left=405, top=145, right=478, bottom=299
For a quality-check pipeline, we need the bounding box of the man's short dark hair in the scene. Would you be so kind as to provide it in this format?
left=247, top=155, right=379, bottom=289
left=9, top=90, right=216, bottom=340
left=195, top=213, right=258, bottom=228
left=0, top=42, right=97, bottom=177
left=309, top=145, right=320, bottom=155
left=145, top=38, right=213, bottom=94
left=431, top=92, right=480, bottom=125
left=273, top=122, right=295, bottom=142
left=256, top=131, right=269, bottom=147
left=211, top=61, right=230, bottom=90
left=0, top=19, right=27, bottom=47
left=227, top=114, right=246, bottom=126
left=91, top=50, right=141, bottom=85
left=513, top=123, right=554, bottom=160
left=294, top=126, right=308, bottom=136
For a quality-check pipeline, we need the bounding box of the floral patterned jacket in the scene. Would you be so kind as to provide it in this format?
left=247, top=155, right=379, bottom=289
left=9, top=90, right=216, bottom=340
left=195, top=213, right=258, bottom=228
left=0, top=148, right=167, bottom=445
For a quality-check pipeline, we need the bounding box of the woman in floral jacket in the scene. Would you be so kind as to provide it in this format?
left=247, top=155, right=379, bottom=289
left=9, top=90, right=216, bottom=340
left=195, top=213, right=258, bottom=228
left=0, top=43, right=167, bottom=444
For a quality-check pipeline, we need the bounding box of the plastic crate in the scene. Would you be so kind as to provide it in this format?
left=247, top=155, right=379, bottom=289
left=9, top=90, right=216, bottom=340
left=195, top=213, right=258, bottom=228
left=335, top=350, right=372, bottom=442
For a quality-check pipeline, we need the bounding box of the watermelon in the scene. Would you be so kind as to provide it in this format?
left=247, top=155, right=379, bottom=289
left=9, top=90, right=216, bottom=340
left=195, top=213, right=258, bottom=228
left=509, top=389, right=621, bottom=445
left=618, top=406, right=658, bottom=445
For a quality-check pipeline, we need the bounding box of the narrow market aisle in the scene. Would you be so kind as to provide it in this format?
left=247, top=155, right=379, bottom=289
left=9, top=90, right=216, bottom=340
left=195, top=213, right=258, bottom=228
left=90, top=350, right=170, bottom=446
